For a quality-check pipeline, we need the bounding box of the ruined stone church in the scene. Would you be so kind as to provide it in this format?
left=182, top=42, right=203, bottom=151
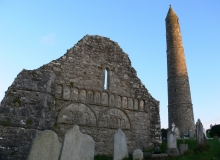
left=0, top=34, right=161, bottom=159
left=0, top=6, right=196, bottom=160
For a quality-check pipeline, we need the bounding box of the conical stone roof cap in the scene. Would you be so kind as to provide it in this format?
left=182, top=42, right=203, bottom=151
left=166, top=5, right=178, bottom=20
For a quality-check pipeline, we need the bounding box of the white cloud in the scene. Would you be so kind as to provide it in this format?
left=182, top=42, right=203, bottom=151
left=40, top=33, right=56, bottom=46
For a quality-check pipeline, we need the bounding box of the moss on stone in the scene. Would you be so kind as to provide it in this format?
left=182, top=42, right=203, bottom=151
left=31, top=70, right=38, bottom=76
left=26, top=119, right=33, bottom=125
left=13, top=97, right=21, bottom=106
left=1, top=120, right=11, bottom=126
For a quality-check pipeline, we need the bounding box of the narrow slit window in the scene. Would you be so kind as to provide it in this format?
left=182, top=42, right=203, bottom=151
left=104, top=69, right=108, bottom=90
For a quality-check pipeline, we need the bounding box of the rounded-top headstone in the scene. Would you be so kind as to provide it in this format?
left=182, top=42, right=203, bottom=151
left=114, top=128, right=128, bottom=160
left=60, top=125, right=95, bottom=160
left=133, top=149, right=143, bottom=160
left=28, top=130, right=61, bottom=160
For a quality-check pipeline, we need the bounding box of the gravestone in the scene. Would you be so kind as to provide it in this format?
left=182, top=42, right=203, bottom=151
left=60, top=125, right=95, bottom=160
left=196, top=119, right=207, bottom=146
left=174, top=127, right=180, bottom=139
left=178, top=144, right=188, bottom=155
left=27, top=130, right=61, bottom=160
left=113, top=128, right=128, bottom=160
left=203, top=128, right=207, bottom=138
left=133, top=149, right=143, bottom=160
left=166, top=123, right=179, bottom=156
left=189, top=129, right=195, bottom=138
left=167, top=131, right=177, bottom=148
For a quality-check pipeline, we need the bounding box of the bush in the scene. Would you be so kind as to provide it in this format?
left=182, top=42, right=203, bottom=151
left=210, top=124, right=220, bottom=138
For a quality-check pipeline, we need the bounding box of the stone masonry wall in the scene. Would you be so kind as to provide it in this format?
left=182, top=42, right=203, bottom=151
left=0, top=69, right=56, bottom=159
left=0, top=35, right=161, bottom=159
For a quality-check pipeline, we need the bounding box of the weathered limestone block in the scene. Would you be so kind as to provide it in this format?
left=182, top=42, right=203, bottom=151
left=113, top=129, right=128, bottom=160
left=128, top=98, right=133, bottom=109
left=116, top=96, right=121, bottom=108
left=60, top=125, right=95, bottom=160
left=134, top=99, right=138, bottom=110
left=72, top=88, right=79, bottom=101
left=79, top=89, right=86, bottom=102
left=139, top=100, right=144, bottom=111
left=56, top=84, right=63, bottom=98
left=63, top=85, right=71, bottom=100
left=122, top=97, right=127, bottom=108
left=133, top=149, right=143, bottom=160
left=27, top=130, right=61, bottom=160
left=102, top=92, right=108, bottom=105
left=87, top=91, right=93, bottom=103
left=94, top=92, right=101, bottom=104
left=110, top=94, right=115, bottom=107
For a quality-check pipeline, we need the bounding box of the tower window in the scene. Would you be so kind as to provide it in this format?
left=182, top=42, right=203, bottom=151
left=104, top=69, right=108, bottom=90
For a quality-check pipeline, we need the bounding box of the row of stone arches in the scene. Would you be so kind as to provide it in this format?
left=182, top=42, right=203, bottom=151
left=56, top=84, right=147, bottom=111
left=57, top=103, right=131, bottom=129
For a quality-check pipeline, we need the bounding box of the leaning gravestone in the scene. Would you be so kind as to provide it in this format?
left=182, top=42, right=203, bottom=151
left=166, top=123, right=179, bottom=156
left=27, top=130, right=61, bottom=160
left=133, top=149, right=143, bottom=160
left=60, top=125, right=95, bottom=160
left=114, top=128, right=128, bottom=160
left=196, top=119, right=207, bottom=146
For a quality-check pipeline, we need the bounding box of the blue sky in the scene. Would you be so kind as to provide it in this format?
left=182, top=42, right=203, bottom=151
left=0, top=1, right=220, bottom=130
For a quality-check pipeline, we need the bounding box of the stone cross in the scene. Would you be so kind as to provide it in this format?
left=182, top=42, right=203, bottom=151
left=172, top=123, right=175, bottom=131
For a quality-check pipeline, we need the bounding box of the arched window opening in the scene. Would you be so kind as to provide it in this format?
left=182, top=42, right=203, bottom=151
left=104, top=69, right=108, bottom=90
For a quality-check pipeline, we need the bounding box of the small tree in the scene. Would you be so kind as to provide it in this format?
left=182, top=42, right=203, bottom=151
left=210, top=124, right=220, bottom=137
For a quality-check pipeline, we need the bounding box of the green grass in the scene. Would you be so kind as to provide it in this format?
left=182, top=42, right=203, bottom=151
left=166, top=139, right=220, bottom=160
left=94, top=139, right=220, bottom=160
left=94, top=155, right=112, bottom=160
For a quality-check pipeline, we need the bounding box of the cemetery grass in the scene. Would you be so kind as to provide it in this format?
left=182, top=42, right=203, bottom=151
left=94, top=154, right=132, bottom=160
left=166, top=139, right=220, bottom=160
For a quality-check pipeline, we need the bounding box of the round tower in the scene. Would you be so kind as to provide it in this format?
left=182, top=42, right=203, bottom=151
left=165, top=6, right=195, bottom=135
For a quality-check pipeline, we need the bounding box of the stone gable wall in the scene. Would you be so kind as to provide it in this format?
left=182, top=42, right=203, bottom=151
left=0, top=70, right=56, bottom=160
left=0, top=35, right=161, bottom=159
